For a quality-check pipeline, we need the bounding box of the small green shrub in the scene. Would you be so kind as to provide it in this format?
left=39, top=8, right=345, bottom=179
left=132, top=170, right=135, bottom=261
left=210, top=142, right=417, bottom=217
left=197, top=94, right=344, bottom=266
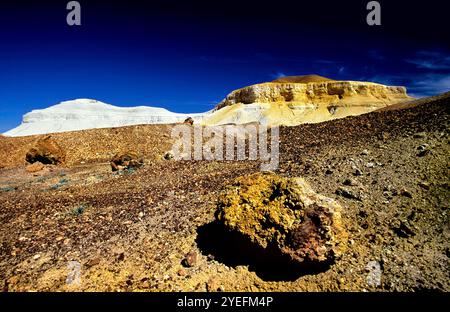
left=36, top=176, right=46, bottom=183
left=0, top=186, right=15, bottom=192
left=50, top=178, right=69, bottom=190
left=71, top=204, right=87, bottom=216
left=124, top=167, right=136, bottom=175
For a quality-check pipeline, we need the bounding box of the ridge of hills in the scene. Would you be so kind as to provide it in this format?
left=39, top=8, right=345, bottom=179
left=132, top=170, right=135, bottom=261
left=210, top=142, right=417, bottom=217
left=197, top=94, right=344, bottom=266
left=5, top=76, right=414, bottom=136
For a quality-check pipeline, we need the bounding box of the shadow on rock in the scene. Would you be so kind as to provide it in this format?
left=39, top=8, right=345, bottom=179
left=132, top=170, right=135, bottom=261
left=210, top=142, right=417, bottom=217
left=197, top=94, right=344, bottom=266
left=196, top=221, right=332, bottom=282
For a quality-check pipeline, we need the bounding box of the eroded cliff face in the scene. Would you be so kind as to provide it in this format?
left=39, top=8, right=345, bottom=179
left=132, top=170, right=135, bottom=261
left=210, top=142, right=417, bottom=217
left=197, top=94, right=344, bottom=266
left=217, top=81, right=409, bottom=108
left=202, top=80, right=413, bottom=126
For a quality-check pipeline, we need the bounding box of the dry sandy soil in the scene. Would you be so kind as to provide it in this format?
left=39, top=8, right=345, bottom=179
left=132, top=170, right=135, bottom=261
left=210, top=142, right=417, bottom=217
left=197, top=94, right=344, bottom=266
left=0, top=93, right=448, bottom=292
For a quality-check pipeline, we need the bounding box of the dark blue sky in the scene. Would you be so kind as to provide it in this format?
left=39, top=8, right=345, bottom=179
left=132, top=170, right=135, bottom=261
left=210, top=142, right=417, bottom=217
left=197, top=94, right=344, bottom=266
left=1, top=0, right=449, bottom=132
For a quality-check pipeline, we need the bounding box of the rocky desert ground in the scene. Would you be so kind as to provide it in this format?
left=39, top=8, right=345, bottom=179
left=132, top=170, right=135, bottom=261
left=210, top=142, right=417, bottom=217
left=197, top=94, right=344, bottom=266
left=0, top=92, right=449, bottom=292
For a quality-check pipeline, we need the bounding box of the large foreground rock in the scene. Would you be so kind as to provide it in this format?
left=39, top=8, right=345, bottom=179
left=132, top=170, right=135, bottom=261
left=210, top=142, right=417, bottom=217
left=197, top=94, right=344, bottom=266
left=26, top=136, right=65, bottom=165
left=215, top=172, right=347, bottom=264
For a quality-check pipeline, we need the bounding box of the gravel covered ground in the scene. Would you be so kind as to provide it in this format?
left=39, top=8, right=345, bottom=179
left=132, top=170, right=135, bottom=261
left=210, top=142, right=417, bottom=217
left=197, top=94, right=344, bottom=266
left=0, top=93, right=449, bottom=292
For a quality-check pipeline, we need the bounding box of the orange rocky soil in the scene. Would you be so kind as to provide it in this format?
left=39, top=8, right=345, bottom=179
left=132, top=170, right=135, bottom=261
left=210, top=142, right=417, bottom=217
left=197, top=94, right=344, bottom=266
left=0, top=93, right=449, bottom=292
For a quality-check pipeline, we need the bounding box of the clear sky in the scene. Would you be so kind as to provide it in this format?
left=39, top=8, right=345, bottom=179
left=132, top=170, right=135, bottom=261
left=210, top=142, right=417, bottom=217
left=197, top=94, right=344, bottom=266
left=1, top=0, right=449, bottom=132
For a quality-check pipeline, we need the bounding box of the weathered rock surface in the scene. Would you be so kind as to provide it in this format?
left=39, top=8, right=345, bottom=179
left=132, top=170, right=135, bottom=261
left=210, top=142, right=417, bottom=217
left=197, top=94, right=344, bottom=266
left=215, top=172, right=347, bottom=265
left=25, top=135, right=65, bottom=165
left=25, top=161, right=44, bottom=173
left=202, top=75, right=412, bottom=126
left=110, top=151, right=143, bottom=171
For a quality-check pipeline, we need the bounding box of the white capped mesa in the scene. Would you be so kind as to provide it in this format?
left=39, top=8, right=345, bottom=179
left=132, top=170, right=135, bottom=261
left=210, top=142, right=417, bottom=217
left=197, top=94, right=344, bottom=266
left=4, top=99, right=207, bottom=137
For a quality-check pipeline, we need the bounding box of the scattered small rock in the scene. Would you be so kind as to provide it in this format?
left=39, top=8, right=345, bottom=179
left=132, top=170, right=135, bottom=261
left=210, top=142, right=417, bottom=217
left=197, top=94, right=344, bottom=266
left=25, top=161, right=44, bottom=173
left=343, top=178, right=357, bottom=186
left=392, top=220, right=416, bottom=238
left=407, top=210, right=418, bottom=221
left=177, top=268, right=187, bottom=276
left=358, top=210, right=368, bottom=218
left=182, top=250, right=197, bottom=267
left=399, top=188, right=413, bottom=198
left=327, top=105, right=338, bottom=115
left=382, top=191, right=393, bottom=200
left=417, top=144, right=430, bottom=157
left=116, top=252, right=125, bottom=261
left=336, top=187, right=361, bottom=201
left=126, top=276, right=134, bottom=286
left=353, top=168, right=363, bottom=176
left=66, top=261, right=81, bottom=286
left=361, top=149, right=369, bottom=156
left=418, top=181, right=430, bottom=190
left=366, top=260, right=382, bottom=287
left=163, top=151, right=174, bottom=161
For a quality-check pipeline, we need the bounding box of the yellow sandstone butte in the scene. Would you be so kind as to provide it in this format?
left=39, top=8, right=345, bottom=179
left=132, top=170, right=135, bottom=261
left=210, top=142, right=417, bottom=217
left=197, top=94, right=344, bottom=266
left=201, top=75, right=413, bottom=126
